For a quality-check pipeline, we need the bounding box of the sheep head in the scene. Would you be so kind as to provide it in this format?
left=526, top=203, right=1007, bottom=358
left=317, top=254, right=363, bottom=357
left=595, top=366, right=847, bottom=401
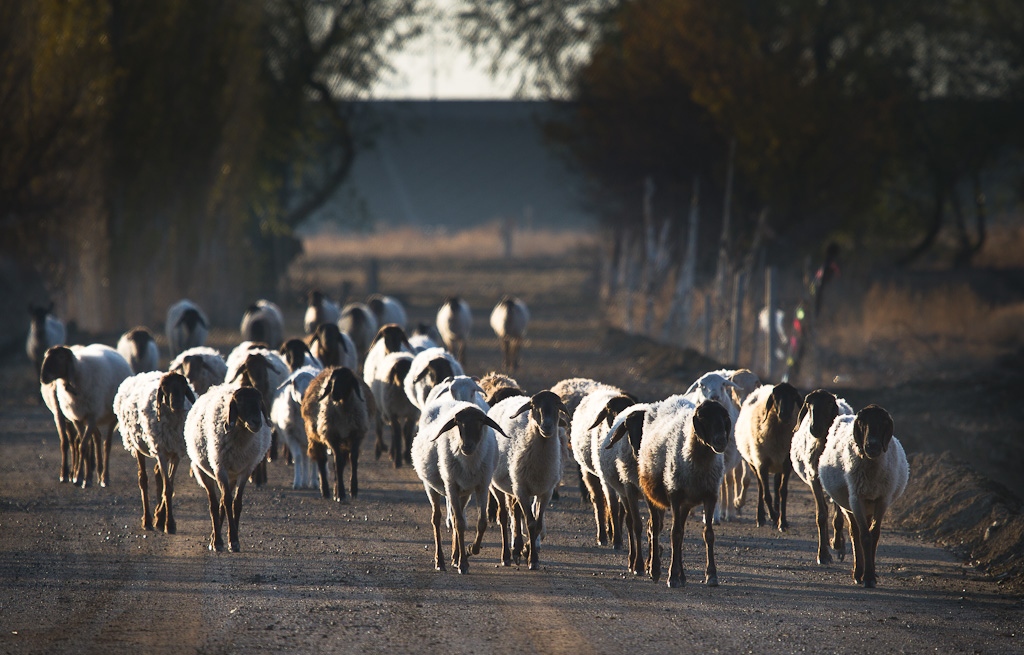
left=320, top=367, right=363, bottom=403
left=28, top=302, right=53, bottom=329
left=434, top=406, right=508, bottom=456
left=226, top=386, right=269, bottom=433
left=588, top=395, right=637, bottom=431
left=692, top=400, right=732, bottom=454
left=177, top=307, right=207, bottom=331
left=307, top=289, right=325, bottom=308
left=486, top=386, right=526, bottom=407
left=853, top=405, right=895, bottom=459
left=799, top=389, right=841, bottom=441
left=606, top=407, right=647, bottom=456
left=416, top=357, right=455, bottom=391
left=40, top=346, right=76, bottom=391
left=280, top=338, right=313, bottom=372
left=685, top=373, right=738, bottom=405
left=157, top=372, right=195, bottom=421
left=512, top=390, right=568, bottom=439
left=765, top=382, right=801, bottom=428
left=312, top=323, right=343, bottom=365
left=388, top=358, right=414, bottom=387
left=370, top=324, right=412, bottom=354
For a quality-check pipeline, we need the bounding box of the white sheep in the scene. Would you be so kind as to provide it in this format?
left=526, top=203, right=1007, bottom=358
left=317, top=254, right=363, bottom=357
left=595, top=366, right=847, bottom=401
left=40, top=344, right=133, bottom=488
left=166, top=299, right=209, bottom=358
left=551, top=376, right=620, bottom=503
left=790, top=389, right=854, bottom=565
left=488, top=391, right=568, bottom=569
left=425, top=375, right=488, bottom=412
left=26, top=302, right=65, bottom=375
left=117, top=327, right=160, bottom=374
left=371, top=351, right=419, bottom=467
left=338, top=302, right=379, bottom=359
left=279, top=338, right=323, bottom=373
left=304, top=289, right=341, bottom=334
left=301, top=367, right=371, bottom=502
left=240, top=299, right=285, bottom=349
left=819, top=405, right=909, bottom=588
left=404, top=347, right=465, bottom=411
left=489, top=295, right=530, bottom=372
left=735, top=382, right=803, bottom=531
left=571, top=386, right=634, bottom=547
left=683, top=370, right=747, bottom=524
left=436, top=296, right=472, bottom=365
left=270, top=365, right=321, bottom=489
left=185, top=383, right=271, bottom=552
left=168, top=346, right=227, bottom=396
left=113, top=371, right=195, bottom=533
left=638, top=397, right=732, bottom=587
left=40, top=380, right=75, bottom=483
left=598, top=402, right=658, bottom=575
left=224, top=342, right=290, bottom=482
left=362, top=324, right=415, bottom=391
left=412, top=398, right=507, bottom=573
left=367, top=294, right=408, bottom=330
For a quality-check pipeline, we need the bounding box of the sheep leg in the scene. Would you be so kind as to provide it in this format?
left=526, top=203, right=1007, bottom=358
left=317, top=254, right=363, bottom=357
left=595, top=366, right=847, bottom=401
left=53, top=390, right=72, bottom=483
left=470, top=486, right=489, bottom=556
left=373, top=415, right=386, bottom=461
left=389, top=419, right=402, bottom=468
left=79, top=422, right=98, bottom=489
left=577, top=462, right=590, bottom=504
left=487, top=489, right=499, bottom=524
left=99, top=422, right=114, bottom=487
left=810, top=479, right=833, bottom=564
left=196, top=467, right=223, bottom=551
left=448, top=486, right=468, bottom=573
left=733, top=463, right=751, bottom=511
left=332, top=446, right=349, bottom=503
left=864, top=503, right=887, bottom=589
left=496, top=492, right=513, bottom=566
left=755, top=465, right=778, bottom=527
left=310, top=442, right=331, bottom=499
left=523, top=492, right=547, bottom=571
left=427, top=488, right=446, bottom=571
left=134, top=451, right=153, bottom=531
left=623, top=488, right=643, bottom=575
left=582, top=472, right=608, bottom=545
left=349, top=443, right=359, bottom=499
left=667, top=499, right=688, bottom=588
left=158, top=453, right=178, bottom=534
left=830, top=502, right=847, bottom=561
left=647, top=506, right=664, bottom=583
left=844, top=506, right=865, bottom=585
left=777, top=467, right=791, bottom=532
left=228, top=477, right=248, bottom=552
left=510, top=495, right=527, bottom=565
left=153, top=462, right=166, bottom=531
left=609, top=493, right=624, bottom=550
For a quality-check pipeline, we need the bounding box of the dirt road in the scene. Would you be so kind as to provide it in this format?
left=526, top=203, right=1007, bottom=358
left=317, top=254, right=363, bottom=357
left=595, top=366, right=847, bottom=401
left=1, top=253, right=1021, bottom=654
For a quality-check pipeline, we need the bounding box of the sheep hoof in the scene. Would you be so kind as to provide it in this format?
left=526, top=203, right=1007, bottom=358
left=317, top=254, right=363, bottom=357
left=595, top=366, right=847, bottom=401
left=528, top=561, right=539, bottom=571
left=817, top=551, right=833, bottom=566
left=165, top=523, right=176, bottom=535
left=668, top=577, right=684, bottom=588
left=470, top=543, right=480, bottom=555
left=435, top=561, right=446, bottom=572
left=863, top=578, right=876, bottom=589
left=229, top=541, right=241, bottom=552
left=210, top=542, right=224, bottom=552
left=705, top=575, right=719, bottom=587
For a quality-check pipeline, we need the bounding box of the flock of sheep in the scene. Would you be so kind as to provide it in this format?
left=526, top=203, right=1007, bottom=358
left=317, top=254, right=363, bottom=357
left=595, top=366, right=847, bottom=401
left=25, top=290, right=907, bottom=589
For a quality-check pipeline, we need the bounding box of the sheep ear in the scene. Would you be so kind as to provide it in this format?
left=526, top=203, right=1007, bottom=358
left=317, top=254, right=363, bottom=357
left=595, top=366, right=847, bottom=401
left=226, top=400, right=238, bottom=432
left=318, top=379, right=332, bottom=400
left=353, top=381, right=364, bottom=401
left=433, top=417, right=459, bottom=441
left=482, top=416, right=509, bottom=440
left=606, top=421, right=628, bottom=448
left=797, top=402, right=809, bottom=426
left=261, top=398, right=271, bottom=423
left=765, top=393, right=776, bottom=415
left=684, top=380, right=700, bottom=395
left=184, top=385, right=196, bottom=404
left=588, top=409, right=608, bottom=431
left=511, top=399, right=533, bottom=419
left=229, top=367, right=243, bottom=382
left=414, top=367, right=430, bottom=383
left=196, top=314, right=208, bottom=328
left=852, top=416, right=866, bottom=454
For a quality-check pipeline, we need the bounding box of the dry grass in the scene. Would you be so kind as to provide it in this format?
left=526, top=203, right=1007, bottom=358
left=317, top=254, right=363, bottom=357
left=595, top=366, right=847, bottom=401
left=300, top=222, right=596, bottom=261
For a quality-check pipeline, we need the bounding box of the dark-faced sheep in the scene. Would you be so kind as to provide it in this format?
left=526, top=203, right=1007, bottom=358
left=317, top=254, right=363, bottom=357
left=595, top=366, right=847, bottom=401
left=304, top=289, right=341, bottom=335
left=117, top=327, right=160, bottom=374
left=166, top=299, right=209, bottom=358
left=114, top=371, right=195, bottom=533
left=790, top=389, right=853, bottom=564
left=735, top=382, right=802, bottom=531
left=240, top=300, right=285, bottom=350
left=819, top=405, right=909, bottom=588
left=185, top=384, right=271, bottom=552
left=26, top=302, right=65, bottom=376
left=40, top=345, right=133, bottom=488
left=638, top=398, right=731, bottom=587
left=489, top=296, right=530, bottom=372
left=301, top=367, right=370, bottom=503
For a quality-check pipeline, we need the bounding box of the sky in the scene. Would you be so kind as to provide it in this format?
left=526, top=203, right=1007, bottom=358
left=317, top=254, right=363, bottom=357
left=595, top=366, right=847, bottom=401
left=370, top=1, right=523, bottom=99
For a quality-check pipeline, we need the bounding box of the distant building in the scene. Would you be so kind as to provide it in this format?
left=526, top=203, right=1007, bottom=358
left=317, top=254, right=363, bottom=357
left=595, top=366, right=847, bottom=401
left=304, top=101, right=592, bottom=231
